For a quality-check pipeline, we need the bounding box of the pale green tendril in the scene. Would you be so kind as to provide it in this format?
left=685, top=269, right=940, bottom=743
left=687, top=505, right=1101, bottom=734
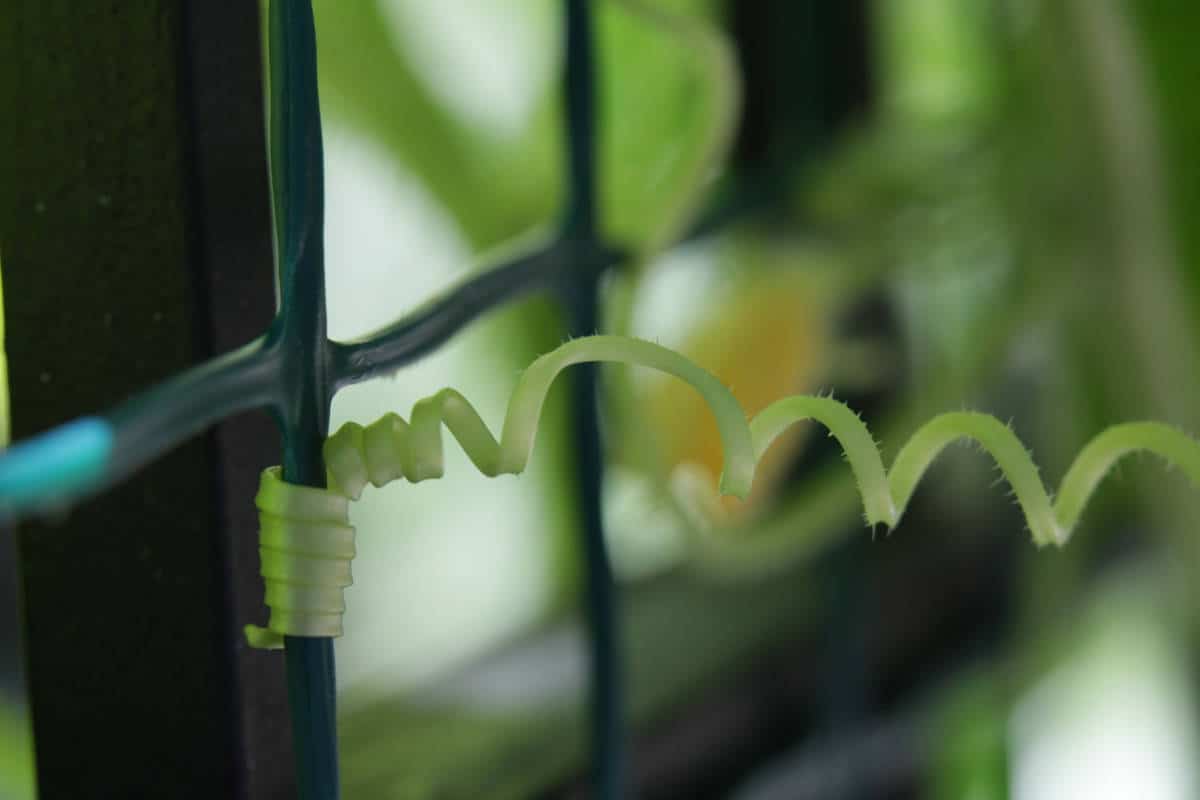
left=246, top=336, right=755, bottom=648
left=323, top=335, right=756, bottom=500
left=247, top=335, right=1200, bottom=647
left=749, top=408, right=1200, bottom=548
left=244, top=467, right=355, bottom=650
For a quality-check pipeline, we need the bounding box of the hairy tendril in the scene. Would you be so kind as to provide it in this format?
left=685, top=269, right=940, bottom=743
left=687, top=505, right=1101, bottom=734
left=245, top=335, right=1200, bottom=648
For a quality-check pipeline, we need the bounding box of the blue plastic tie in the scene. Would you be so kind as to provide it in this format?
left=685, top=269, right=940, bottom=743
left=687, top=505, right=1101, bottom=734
left=0, top=417, right=113, bottom=512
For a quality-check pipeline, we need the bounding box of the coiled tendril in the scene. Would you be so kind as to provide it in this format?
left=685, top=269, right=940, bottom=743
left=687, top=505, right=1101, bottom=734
left=245, top=468, right=354, bottom=649
left=245, top=336, right=754, bottom=648
left=245, top=335, right=1200, bottom=648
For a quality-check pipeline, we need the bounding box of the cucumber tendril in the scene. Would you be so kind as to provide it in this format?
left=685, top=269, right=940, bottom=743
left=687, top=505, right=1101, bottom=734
left=244, top=335, right=1200, bottom=647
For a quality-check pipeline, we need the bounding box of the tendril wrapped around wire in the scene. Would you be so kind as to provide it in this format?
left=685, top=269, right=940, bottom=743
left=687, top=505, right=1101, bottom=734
left=245, top=335, right=1200, bottom=648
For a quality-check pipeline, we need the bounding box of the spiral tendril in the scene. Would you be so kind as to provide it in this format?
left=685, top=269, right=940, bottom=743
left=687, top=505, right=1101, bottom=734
left=244, top=467, right=355, bottom=649
left=245, top=335, right=1200, bottom=647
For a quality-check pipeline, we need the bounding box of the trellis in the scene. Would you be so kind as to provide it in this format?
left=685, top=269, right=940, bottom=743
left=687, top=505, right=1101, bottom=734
left=0, top=0, right=925, bottom=797
left=3, top=1, right=627, bottom=797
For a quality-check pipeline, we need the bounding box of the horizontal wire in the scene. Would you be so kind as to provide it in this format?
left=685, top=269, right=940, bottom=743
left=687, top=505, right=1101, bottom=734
left=0, top=337, right=283, bottom=517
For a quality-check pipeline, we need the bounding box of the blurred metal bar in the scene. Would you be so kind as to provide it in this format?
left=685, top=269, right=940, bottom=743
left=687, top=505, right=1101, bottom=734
left=560, top=0, right=626, bottom=797
left=732, top=716, right=922, bottom=800
left=0, top=1, right=285, bottom=796
left=180, top=2, right=297, bottom=796
left=731, top=0, right=874, bottom=175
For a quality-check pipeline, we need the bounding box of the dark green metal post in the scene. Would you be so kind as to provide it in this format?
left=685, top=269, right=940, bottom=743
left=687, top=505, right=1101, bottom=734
left=562, top=1, right=627, bottom=797
left=267, top=2, right=341, bottom=799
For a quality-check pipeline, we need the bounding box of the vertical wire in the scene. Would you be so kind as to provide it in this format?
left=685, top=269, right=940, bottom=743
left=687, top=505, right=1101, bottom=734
left=562, top=1, right=628, bottom=797
left=567, top=281, right=626, bottom=799
left=268, top=2, right=340, bottom=798
left=563, top=0, right=597, bottom=240
left=283, top=638, right=339, bottom=800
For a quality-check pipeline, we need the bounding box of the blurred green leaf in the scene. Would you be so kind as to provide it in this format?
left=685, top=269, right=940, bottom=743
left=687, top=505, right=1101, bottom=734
left=598, top=0, right=737, bottom=253
left=1132, top=0, right=1200, bottom=312
left=926, top=676, right=1009, bottom=800
left=311, top=0, right=558, bottom=249
left=312, top=0, right=738, bottom=257
left=0, top=699, right=33, bottom=799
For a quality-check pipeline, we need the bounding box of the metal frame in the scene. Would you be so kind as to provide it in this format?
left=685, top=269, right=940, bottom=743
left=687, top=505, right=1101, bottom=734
left=0, top=1, right=899, bottom=797
left=4, top=1, right=623, bottom=797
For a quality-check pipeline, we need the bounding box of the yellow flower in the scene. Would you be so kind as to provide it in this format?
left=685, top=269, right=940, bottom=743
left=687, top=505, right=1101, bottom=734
left=643, top=267, right=829, bottom=517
